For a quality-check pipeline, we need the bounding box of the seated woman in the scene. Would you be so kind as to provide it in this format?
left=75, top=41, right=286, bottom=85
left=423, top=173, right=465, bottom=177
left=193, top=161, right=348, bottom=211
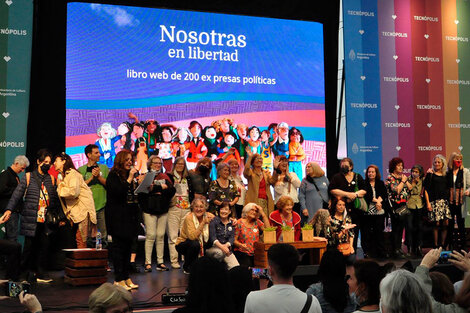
left=310, top=209, right=331, bottom=237
left=233, top=203, right=270, bottom=267
left=306, top=250, right=356, bottom=313
left=326, top=197, right=356, bottom=256
left=206, top=203, right=239, bottom=269
left=269, top=195, right=301, bottom=241
left=349, top=260, right=385, bottom=313
left=175, top=198, right=215, bottom=274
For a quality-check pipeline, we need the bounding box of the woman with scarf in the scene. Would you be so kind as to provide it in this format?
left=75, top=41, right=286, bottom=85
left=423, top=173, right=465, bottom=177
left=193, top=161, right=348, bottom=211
left=175, top=198, right=215, bottom=274
left=138, top=155, right=175, bottom=272
left=4, top=149, right=60, bottom=283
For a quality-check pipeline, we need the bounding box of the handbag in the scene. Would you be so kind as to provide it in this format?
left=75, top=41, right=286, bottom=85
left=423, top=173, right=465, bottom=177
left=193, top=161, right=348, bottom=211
left=394, top=204, right=410, bottom=216
left=337, top=242, right=353, bottom=256
left=45, top=206, right=61, bottom=227
left=353, top=174, right=368, bottom=212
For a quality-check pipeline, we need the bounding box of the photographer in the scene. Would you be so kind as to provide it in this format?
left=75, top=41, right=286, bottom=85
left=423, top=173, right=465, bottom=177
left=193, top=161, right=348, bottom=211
left=415, top=248, right=470, bottom=312
left=0, top=280, right=42, bottom=313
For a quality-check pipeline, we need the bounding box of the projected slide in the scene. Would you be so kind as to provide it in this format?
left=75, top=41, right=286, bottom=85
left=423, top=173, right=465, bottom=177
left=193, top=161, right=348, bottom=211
left=66, top=3, right=326, bottom=174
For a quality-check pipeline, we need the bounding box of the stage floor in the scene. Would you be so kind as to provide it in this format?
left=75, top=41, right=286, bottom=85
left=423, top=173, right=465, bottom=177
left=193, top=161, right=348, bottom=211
left=0, top=249, right=416, bottom=313
left=1, top=266, right=189, bottom=313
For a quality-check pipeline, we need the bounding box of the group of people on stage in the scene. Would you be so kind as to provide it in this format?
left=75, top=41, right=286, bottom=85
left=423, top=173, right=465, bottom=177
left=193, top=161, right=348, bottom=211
left=1, top=141, right=469, bottom=293
left=328, top=153, right=470, bottom=260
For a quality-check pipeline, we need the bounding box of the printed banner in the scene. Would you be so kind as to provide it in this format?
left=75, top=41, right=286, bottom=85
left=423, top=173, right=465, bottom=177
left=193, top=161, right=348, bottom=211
left=343, top=0, right=470, bottom=175
left=0, top=0, right=32, bottom=169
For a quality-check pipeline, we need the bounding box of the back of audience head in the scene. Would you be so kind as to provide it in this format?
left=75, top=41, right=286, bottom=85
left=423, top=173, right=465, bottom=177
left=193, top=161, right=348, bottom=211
left=229, top=266, right=254, bottom=313
left=88, top=282, right=132, bottom=313
left=350, top=260, right=384, bottom=307
left=380, top=269, right=432, bottom=313
left=429, top=271, right=455, bottom=305
left=318, top=249, right=350, bottom=312
left=267, top=243, right=299, bottom=282
left=186, top=256, right=234, bottom=313
left=454, top=273, right=470, bottom=310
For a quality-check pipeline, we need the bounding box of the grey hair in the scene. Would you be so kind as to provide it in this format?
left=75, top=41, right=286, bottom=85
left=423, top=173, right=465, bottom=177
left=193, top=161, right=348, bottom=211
left=241, top=203, right=258, bottom=218
left=13, top=155, right=29, bottom=167
left=379, top=269, right=433, bottom=313
left=88, top=282, right=132, bottom=313
left=432, top=154, right=447, bottom=174
left=216, top=162, right=230, bottom=177
left=191, top=198, right=208, bottom=210
left=147, top=155, right=162, bottom=172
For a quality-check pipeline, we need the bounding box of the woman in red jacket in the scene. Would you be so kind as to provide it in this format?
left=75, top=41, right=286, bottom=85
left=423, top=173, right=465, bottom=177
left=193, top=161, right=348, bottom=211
left=269, top=195, right=301, bottom=241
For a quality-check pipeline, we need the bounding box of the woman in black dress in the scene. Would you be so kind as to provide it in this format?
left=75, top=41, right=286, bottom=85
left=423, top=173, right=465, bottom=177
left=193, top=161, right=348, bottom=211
left=106, top=150, right=139, bottom=290
left=424, top=154, right=451, bottom=248
left=363, top=164, right=388, bottom=258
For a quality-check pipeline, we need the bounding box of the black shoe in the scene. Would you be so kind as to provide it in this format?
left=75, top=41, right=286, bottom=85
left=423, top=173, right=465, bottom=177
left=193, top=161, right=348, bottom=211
left=130, top=262, right=141, bottom=273
left=144, top=264, right=152, bottom=273
left=156, top=263, right=169, bottom=271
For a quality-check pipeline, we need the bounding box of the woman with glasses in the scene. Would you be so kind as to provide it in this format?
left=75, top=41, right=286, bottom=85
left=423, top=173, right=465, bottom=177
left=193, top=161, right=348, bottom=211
left=138, top=155, right=175, bottom=272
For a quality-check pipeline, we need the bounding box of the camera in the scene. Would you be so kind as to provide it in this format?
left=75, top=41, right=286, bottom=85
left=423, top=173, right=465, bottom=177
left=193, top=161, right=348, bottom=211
left=438, top=251, right=453, bottom=264
left=251, top=267, right=268, bottom=279
left=86, top=165, right=99, bottom=172
left=5, top=281, right=30, bottom=298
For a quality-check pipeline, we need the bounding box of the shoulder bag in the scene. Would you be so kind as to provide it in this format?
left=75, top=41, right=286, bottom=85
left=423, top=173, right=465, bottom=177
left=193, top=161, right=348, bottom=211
left=353, top=174, right=368, bottom=212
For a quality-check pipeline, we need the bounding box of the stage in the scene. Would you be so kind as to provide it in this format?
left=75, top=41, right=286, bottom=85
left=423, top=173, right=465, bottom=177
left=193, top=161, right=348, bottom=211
left=1, top=248, right=417, bottom=313
left=1, top=267, right=188, bottom=313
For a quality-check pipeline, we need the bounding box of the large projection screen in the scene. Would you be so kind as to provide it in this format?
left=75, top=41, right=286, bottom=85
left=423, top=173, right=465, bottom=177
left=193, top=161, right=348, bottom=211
left=66, top=2, right=326, bottom=174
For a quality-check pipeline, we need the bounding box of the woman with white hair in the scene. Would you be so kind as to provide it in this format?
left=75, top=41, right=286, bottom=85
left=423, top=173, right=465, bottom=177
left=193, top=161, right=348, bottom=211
left=175, top=198, right=215, bottom=274
left=380, top=269, right=433, bottom=313
left=424, top=154, right=451, bottom=248
left=233, top=203, right=270, bottom=267
left=88, top=282, right=132, bottom=313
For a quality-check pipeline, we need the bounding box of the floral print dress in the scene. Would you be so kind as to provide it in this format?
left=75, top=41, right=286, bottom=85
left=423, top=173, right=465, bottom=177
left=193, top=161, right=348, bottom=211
left=234, top=219, right=264, bottom=256
left=325, top=215, right=354, bottom=248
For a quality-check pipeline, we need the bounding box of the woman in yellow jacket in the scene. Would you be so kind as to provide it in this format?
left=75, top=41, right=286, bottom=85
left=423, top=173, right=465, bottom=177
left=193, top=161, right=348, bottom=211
left=54, top=152, right=97, bottom=248
left=175, top=198, right=214, bottom=274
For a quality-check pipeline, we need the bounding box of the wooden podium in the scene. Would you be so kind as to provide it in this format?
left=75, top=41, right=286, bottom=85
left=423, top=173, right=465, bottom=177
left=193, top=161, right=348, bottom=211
left=254, top=238, right=327, bottom=268
left=64, top=249, right=108, bottom=286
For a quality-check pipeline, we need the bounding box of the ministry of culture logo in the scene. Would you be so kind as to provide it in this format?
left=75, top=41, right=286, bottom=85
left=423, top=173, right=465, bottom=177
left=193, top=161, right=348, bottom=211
left=349, top=49, right=356, bottom=61
left=352, top=143, right=359, bottom=154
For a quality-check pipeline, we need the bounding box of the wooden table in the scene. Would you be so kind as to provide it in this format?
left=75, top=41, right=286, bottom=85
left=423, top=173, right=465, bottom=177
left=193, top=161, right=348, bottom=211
left=254, top=239, right=327, bottom=268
